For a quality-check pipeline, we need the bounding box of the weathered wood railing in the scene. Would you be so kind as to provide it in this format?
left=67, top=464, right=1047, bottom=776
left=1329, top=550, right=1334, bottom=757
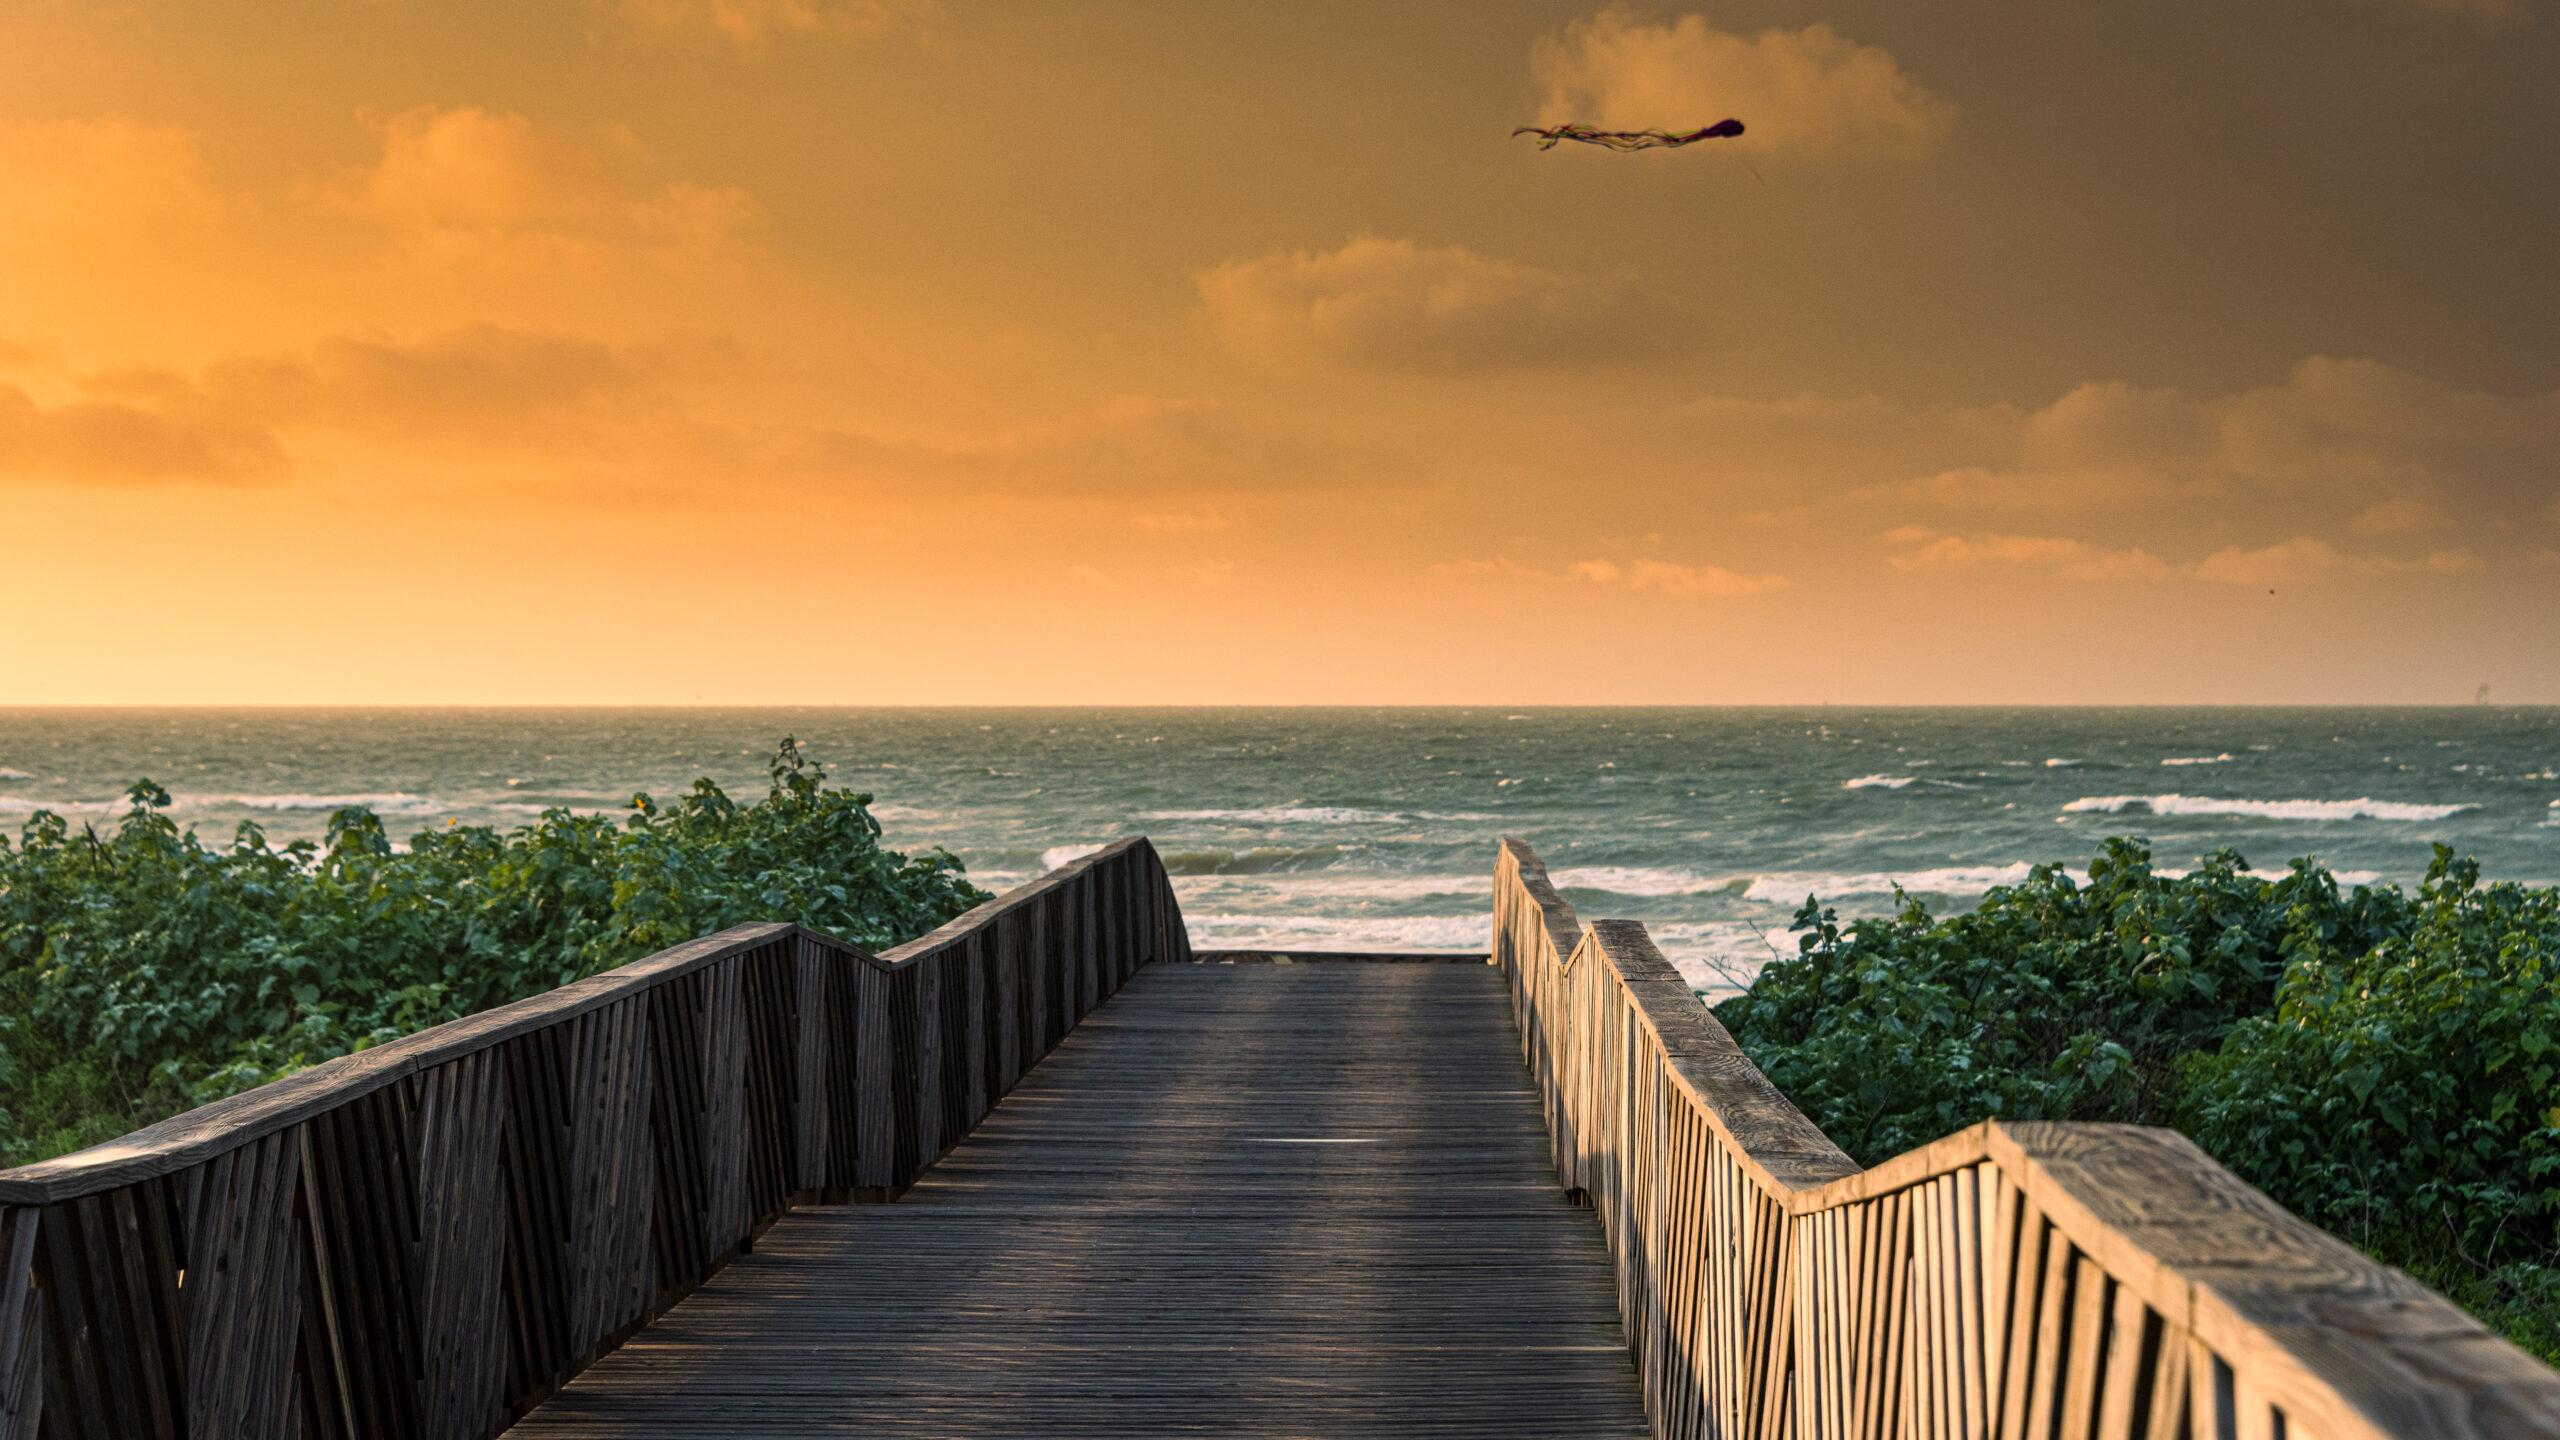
left=0, top=837, right=1187, bottom=1440
left=1493, top=839, right=2560, bottom=1440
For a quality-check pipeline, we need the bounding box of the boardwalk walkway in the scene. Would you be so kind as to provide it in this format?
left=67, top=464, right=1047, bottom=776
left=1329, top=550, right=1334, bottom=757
left=513, top=961, right=1650, bottom=1438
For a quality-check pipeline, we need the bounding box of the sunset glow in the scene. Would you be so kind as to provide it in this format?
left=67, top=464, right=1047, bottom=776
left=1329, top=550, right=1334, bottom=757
left=4, top=1, right=2554, bottom=704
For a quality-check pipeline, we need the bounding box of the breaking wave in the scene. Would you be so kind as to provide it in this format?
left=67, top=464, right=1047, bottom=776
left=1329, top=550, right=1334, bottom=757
left=1145, top=806, right=1408, bottom=825
left=1743, top=864, right=2039, bottom=903
left=1844, top=774, right=1915, bottom=790
left=2061, top=794, right=2473, bottom=822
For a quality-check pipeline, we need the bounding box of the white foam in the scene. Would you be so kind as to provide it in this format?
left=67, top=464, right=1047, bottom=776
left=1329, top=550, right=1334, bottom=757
left=0, top=768, right=31, bottom=781
left=1181, top=912, right=1489, bottom=951
left=1040, top=843, right=1108, bottom=871
left=1174, top=873, right=1490, bottom=900
left=2154, top=865, right=2384, bottom=887
left=2161, top=755, right=2233, bottom=766
left=1742, top=863, right=2039, bottom=903
left=1144, top=806, right=1408, bottom=824
left=1547, top=866, right=1718, bottom=897
left=1647, top=921, right=1794, bottom=997
left=2045, top=758, right=2079, bottom=767
left=2061, top=794, right=2473, bottom=822
left=181, top=792, right=446, bottom=815
left=1844, top=774, right=1915, bottom=790
left=865, top=804, right=939, bottom=820
left=0, top=797, right=110, bottom=815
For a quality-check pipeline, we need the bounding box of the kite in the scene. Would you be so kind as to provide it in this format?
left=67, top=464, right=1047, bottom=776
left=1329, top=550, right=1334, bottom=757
left=1512, top=119, right=1744, bottom=151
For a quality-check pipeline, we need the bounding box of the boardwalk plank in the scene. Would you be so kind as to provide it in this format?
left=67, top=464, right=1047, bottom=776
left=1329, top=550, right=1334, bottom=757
left=514, top=964, right=1649, bottom=1439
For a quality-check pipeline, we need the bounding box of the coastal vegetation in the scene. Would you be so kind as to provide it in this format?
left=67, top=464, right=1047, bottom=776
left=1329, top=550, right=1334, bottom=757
left=1716, top=838, right=2560, bottom=1361
left=0, top=739, right=987, bottom=1167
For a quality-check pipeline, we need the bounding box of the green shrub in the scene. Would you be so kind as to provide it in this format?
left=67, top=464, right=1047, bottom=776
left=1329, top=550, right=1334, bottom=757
left=1712, top=838, right=2560, bottom=1362
left=0, top=739, right=987, bottom=1164
left=1712, top=838, right=2404, bottom=1159
left=2179, top=847, right=2559, bottom=1356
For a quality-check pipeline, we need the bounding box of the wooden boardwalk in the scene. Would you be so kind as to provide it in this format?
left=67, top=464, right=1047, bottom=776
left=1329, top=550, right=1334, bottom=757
left=512, top=962, right=1650, bottom=1438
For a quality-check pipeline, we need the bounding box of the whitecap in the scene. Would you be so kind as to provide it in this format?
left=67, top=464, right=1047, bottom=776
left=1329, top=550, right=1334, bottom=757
left=1547, top=866, right=1717, bottom=897
left=1646, top=921, right=1795, bottom=997
left=2044, top=758, right=2079, bottom=767
left=1742, top=863, right=2039, bottom=903
left=1174, top=873, right=1490, bottom=901
left=192, top=792, right=445, bottom=815
left=2061, top=794, right=2472, bottom=822
left=2154, top=865, right=2385, bottom=887
left=1143, top=806, right=1408, bottom=824
left=1843, top=774, right=1915, bottom=790
left=0, top=768, right=31, bottom=781
left=866, top=804, right=939, bottom=820
left=2161, top=754, right=2233, bottom=766
left=1179, top=912, right=1488, bottom=952
left=0, top=797, right=111, bottom=816
left=1040, top=843, right=1108, bottom=871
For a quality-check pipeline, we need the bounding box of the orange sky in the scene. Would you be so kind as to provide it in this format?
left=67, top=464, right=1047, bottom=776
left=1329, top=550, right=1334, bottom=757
left=3, top=0, right=2556, bottom=704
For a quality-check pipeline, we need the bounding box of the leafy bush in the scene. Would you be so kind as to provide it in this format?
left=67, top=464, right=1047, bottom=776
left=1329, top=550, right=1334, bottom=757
left=0, top=739, right=987, bottom=1164
left=1715, top=839, right=2560, bottom=1360
left=2179, top=847, right=2558, bottom=1354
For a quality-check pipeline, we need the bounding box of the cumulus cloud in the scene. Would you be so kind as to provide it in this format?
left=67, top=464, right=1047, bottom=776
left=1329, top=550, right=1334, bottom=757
left=2196, top=538, right=2481, bottom=585
left=1881, top=359, right=2560, bottom=534
left=0, top=325, right=696, bottom=485
left=199, top=325, right=651, bottom=445
left=0, top=383, right=283, bottom=485
left=1886, top=530, right=2171, bottom=581
left=1531, top=7, right=1955, bottom=160
left=1197, top=235, right=1688, bottom=372
left=336, top=106, right=757, bottom=264
left=1572, top=556, right=1789, bottom=595
left=604, top=0, right=933, bottom=48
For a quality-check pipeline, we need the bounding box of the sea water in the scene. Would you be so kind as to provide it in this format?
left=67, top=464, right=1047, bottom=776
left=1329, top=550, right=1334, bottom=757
left=2, top=708, right=2554, bottom=997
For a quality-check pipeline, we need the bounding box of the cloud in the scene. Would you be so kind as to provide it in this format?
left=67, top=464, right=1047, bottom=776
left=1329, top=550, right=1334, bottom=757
left=1879, top=359, right=2560, bottom=529
left=199, top=325, right=652, bottom=445
left=2197, top=538, right=2481, bottom=584
left=0, top=383, right=284, bottom=485
left=603, top=0, right=933, bottom=48
left=1887, top=530, right=2172, bottom=581
left=0, top=325, right=698, bottom=485
left=1573, top=556, right=1790, bottom=594
left=1531, top=7, right=1955, bottom=160
left=1197, top=235, right=1689, bottom=373
left=336, top=106, right=757, bottom=264
left=0, top=116, right=229, bottom=241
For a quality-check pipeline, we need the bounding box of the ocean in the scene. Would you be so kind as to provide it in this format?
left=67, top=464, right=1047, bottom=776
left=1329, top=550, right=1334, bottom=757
left=3, top=708, right=2555, bottom=997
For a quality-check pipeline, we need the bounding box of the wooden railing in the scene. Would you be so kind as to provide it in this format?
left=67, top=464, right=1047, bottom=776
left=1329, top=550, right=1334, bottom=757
left=1492, top=839, right=2560, bottom=1440
left=0, top=838, right=1187, bottom=1440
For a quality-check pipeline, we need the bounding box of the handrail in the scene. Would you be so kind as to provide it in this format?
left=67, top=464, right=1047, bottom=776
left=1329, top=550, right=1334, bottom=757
left=0, top=837, right=1188, bottom=1440
left=1492, top=838, right=2560, bottom=1440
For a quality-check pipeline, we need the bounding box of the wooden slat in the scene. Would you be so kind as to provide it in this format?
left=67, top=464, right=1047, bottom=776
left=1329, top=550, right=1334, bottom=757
left=182, top=1129, right=302, bottom=1440
left=416, top=1050, right=510, bottom=1440
left=0, top=1208, right=40, bottom=1440
left=511, top=965, right=1650, bottom=1439
left=1488, top=837, right=2560, bottom=1440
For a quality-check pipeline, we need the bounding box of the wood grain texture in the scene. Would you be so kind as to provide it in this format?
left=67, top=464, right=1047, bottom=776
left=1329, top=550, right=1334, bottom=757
left=1493, top=838, right=2560, bottom=1440
left=0, top=838, right=1186, bottom=1440
left=512, top=964, right=1649, bottom=1439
